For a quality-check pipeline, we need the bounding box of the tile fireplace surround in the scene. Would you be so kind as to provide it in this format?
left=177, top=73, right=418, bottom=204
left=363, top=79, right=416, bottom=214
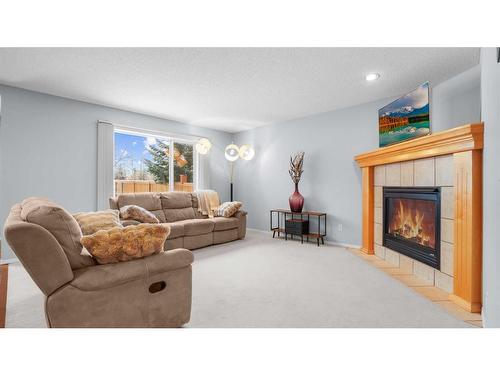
left=355, top=124, right=483, bottom=313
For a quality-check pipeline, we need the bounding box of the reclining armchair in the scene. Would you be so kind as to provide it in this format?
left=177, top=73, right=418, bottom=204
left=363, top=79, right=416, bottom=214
left=4, top=199, right=193, bottom=328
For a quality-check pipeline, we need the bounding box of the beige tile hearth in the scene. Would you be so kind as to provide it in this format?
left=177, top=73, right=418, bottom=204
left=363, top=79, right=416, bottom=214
left=371, top=259, right=396, bottom=268
left=374, top=186, right=383, bottom=208
left=374, top=244, right=385, bottom=259
left=412, top=286, right=449, bottom=302
left=374, top=206, right=382, bottom=224
left=435, top=301, right=482, bottom=322
left=347, top=247, right=482, bottom=327
left=384, top=248, right=400, bottom=266
left=441, top=218, right=454, bottom=244
left=440, top=242, right=454, bottom=276
left=441, top=187, right=455, bottom=219
left=374, top=165, right=386, bottom=186
left=385, top=163, right=401, bottom=186
left=401, top=161, right=414, bottom=186
left=399, top=254, right=414, bottom=273
left=414, top=157, right=435, bottom=186
left=393, top=274, right=434, bottom=287
left=374, top=223, right=383, bottom=245
left=435, top=155, right=454, bottom=186
left=413, top=261, right=435, bottom=285
left=383, top=267, right=413, bottom=276
left=435, top=270, right=453, bottom=293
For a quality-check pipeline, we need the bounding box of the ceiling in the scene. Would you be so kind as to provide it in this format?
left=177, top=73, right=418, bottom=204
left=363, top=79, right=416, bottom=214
left=0, top=48, right=480, bottom=133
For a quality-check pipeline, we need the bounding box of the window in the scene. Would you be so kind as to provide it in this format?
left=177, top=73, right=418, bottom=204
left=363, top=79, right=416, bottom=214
left=113, top=128, right=197, bottom=195
left=172, top=142, right=194, bottom=192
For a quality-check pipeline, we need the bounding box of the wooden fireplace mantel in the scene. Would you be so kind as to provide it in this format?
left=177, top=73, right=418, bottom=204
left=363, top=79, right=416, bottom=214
left=354, top=123, right=484, bottom=167
left=354, top=123, right=484, bottom=312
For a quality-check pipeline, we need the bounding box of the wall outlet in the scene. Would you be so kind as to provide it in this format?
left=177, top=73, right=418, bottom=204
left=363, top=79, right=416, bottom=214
left=337, top=224, right=343, bottom=232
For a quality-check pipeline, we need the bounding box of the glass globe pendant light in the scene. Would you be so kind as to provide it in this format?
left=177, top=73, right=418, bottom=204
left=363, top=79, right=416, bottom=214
left=238, top=144, right=255, bottom=161
left=195, top=138, right=212, bottom=155
left=224, top=143, right=240, bottom=162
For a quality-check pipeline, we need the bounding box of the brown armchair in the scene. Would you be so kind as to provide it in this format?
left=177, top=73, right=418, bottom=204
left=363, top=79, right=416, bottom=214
left=3, top=198, right=193, bottom=328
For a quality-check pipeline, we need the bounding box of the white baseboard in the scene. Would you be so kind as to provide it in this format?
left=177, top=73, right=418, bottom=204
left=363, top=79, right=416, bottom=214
left=325, top=241, right=361, bottom=249
left=247, top=228, right=269, bottom=234
left=247, top=228, right=361, bottom=249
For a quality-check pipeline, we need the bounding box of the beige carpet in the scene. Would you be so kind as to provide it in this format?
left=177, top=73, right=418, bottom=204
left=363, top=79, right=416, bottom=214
left=6, top=230, right=470, bottom=328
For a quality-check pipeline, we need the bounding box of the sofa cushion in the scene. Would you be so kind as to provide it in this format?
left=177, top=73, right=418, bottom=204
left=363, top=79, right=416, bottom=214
left=80, top=224, right=169, bottom=264
left=162, top=222, right=184, bottom=239
left=160, top=192, right=193, bottom=209
left=210, top=217, right=239, bottom=231
left=73, top=209, right=122, bottom=235
left=179, top=219, right=215, bottom=236
left=117, top=193, right=162, bottom=211
left=20, top=197, right=95, bottom=270
left=150, top=209, right=167, bottom=223
left=120, top=205, right=160, bottom=224
left=163, top=207, right=196, bottom=223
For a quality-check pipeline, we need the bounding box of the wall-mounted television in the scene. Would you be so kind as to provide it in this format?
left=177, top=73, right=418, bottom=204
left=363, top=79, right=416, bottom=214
left=378, top=82, right=430, bottom=147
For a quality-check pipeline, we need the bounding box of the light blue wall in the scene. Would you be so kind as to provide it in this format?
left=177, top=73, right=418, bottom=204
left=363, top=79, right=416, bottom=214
left=0, top=84, right=232, bottom=260
left=431, top=65, right=481, bottom=132
left=480, top=48, right=500, bottom=327
left=234, top=67, right=481, bottom=247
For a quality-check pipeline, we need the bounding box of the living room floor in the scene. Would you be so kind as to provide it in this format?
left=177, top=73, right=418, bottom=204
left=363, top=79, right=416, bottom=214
left=6, top=230, right=475, bottom=328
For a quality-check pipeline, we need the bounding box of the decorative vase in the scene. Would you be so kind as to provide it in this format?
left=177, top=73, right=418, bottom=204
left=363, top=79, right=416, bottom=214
left=289, top=183, right=304, bottom=212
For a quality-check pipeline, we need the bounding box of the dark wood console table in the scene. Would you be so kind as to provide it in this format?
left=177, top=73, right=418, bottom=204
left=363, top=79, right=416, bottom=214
left=270, top=209, right=327, bottom=246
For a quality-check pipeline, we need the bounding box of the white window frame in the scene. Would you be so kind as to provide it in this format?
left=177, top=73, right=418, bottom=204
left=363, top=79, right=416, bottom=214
left=113, top=125, right=200, bottom=194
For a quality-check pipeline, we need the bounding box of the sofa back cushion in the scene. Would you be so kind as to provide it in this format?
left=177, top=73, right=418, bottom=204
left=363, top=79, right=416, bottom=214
left=116, top=193, right=166, bottom=223
left=20, top=197, right=95, bottom=270
left=160, top=192, right=196, bottom=223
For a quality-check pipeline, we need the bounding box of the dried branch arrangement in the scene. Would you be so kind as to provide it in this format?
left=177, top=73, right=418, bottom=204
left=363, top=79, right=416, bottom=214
left=289, top=151, right=305, bottom=184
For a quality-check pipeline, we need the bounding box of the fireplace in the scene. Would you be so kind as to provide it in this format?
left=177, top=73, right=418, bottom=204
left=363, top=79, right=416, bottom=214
left=383, top=187, right=441, bottom=269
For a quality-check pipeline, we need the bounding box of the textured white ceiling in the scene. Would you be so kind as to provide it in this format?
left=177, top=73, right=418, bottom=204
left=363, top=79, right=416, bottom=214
left=0, top=48, right=479, bottom=133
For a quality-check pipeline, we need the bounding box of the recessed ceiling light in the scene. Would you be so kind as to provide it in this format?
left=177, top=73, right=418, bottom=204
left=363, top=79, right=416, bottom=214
left=365, top=73, right=380, bottom=81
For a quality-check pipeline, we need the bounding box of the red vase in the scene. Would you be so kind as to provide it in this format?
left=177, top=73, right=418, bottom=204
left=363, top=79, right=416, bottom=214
left=289, top=183, right=304, bottom=213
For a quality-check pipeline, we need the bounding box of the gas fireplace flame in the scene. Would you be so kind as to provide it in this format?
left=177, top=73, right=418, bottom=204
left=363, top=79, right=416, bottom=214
left=389, top=199, right=435, bottom=248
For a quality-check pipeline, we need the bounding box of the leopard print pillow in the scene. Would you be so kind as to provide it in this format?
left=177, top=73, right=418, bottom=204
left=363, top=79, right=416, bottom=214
left=120, top=205, right=160, bottom=224
left=80, top=223, right=170, bottom=264
left=215, top=201, right=242, bottom=218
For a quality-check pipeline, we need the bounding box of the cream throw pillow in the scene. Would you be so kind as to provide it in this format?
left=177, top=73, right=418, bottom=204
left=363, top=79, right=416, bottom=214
left=80, top=224, right=170, bottom=264
left=215, top=201, right=242, bottom=218
left=119, top=205, right=159, bottom=224
left=73, top=209, right=122, bottom=235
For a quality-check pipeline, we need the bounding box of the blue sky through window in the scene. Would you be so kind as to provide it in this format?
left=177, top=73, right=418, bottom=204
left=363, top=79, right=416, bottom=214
left=114, top=131, right=163, bottom=179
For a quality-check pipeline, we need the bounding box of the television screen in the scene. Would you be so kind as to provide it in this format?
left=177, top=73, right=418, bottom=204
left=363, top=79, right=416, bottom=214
left=378, top=82, right=430, bottom=147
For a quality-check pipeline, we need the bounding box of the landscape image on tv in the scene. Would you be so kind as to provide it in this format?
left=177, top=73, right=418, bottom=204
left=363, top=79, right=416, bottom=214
left=378, top=82, right=430, bottom=147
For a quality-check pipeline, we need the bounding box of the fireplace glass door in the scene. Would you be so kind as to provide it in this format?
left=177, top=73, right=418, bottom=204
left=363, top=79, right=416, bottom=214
left=383, top=187, right=441, bottom=269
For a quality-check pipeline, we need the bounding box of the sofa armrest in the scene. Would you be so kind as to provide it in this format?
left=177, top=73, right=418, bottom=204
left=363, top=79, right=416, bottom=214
left=234, top=209, right=247, bottom=218
left=71, top=249, right=194, bottom=291
left=234, top=210, right=247, bottom=239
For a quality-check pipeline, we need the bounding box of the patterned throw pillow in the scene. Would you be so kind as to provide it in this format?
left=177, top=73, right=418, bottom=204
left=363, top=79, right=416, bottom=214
left=80, top=224, right=170, bottom=264
left=73, top=209, right=123, bottom=235
left=120, top=205, right=160, bottom=224
left=215, top=201, right=242, bottom=218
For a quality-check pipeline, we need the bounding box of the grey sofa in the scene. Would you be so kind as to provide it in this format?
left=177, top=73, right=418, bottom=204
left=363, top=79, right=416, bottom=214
left=109, top=192, right=247, bottom=251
